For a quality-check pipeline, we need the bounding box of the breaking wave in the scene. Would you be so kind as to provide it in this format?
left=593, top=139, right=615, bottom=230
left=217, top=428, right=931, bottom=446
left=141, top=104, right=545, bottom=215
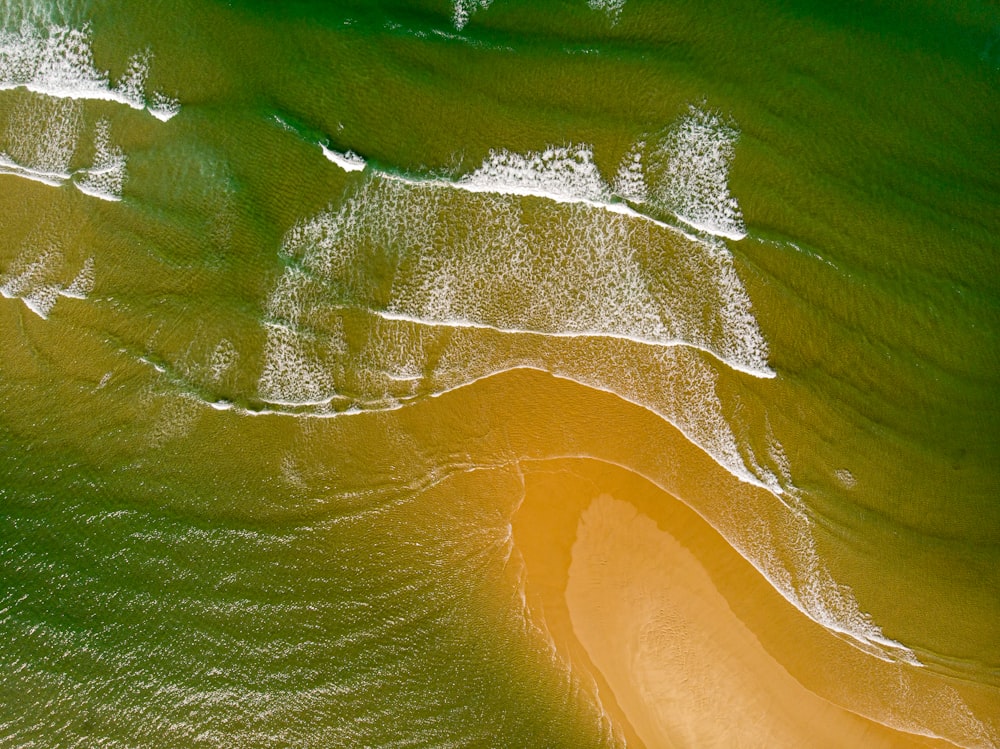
left=0, top=20, right=179, bottom=119
left=0, top=241, right=94, bottom=319
left=257, top=114, right=771, bottom=491
left=0, top=97, right=128, bottom=200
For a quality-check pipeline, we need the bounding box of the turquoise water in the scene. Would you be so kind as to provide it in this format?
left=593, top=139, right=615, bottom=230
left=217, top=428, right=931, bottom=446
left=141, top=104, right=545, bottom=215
left=1, top=0, right=998, bottom=746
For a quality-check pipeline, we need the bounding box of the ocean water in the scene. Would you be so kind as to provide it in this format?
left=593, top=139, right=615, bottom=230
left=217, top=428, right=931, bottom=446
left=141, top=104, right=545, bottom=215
left=1, top=0, right=998, bottom=746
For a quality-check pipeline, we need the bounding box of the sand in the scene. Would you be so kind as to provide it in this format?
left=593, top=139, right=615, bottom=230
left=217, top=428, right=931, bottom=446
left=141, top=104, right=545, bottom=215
left=508, top=455, right=966, bottom=749
left=567, top=493, right=901, bottom=748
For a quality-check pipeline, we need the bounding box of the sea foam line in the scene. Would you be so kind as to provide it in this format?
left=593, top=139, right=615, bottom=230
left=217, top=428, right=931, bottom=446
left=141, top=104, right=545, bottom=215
left=0, top=154, right=68, bottom=186
left=268, top=143, right=771, bottom=412
left=369, top=134, right=743, bottom=244
left=186, top=357, right=774, bottom=490
left=315, top=111, right=747, bottom=244
left=0, top=153, right=123, bottom=201
left=376, top=160, right=730, bottom=247
left=427, top=365, right=773, bottom=490
left=361, top=306, right=775, bottom=379
left=1, top=81, right=179, bottom=120
left=272, top=169, right=771, bottom=383
left=0, top=24, right=179, bottom=120
left=452, top=0, right=627, bottom=29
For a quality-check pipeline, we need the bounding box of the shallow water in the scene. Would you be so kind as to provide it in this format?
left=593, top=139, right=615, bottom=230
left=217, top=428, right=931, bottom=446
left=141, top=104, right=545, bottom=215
left=1, top=0, right=998, bottom=746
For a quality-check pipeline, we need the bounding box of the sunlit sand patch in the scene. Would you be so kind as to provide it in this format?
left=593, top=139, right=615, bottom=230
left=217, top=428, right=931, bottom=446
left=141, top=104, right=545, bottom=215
left=566, top=493, right=901, bottom=748
left=506, top=450, right=994, bottom=749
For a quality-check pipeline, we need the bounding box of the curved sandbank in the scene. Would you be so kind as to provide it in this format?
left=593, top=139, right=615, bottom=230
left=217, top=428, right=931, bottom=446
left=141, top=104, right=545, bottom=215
left=509, top=456, right=991, bottom=748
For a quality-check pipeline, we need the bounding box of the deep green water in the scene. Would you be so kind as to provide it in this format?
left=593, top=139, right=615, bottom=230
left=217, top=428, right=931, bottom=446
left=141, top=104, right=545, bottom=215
left=1, top=0, right=998, bottom=746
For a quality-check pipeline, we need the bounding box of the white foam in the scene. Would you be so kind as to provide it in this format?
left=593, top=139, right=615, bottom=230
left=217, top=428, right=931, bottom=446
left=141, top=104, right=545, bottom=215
left=0, top=246, right=64, bottom=318
left=453, top=0, right=493, bottom=30
left=459, top=144, right=610, bottom=203
left=382, top=129, right=742, bottom=246
left=440, top=347, right=769, bottom=492
left=309, top=107, right=752, bottom=248
left=0, top=155, right=124, bottom=200
left=319, top=143, right=366, bottom=172
left=786, top=499, right=923, bottom=666
left=452, top=0, right=625, bottom=29
left=0, top=153, right=69, bottom=186
left=137, top=355, right=167, bottom=374
left=358, top=323, right=434, bottom=386
left=382, top=170, right=707, bottom=246
left=835, top=468, right=856, bottom=489
left=148, top=91, right=180, bottom=122
left=73, top=118, right=125, bottom=200
left=2, top=93, right=80, bottom=172
left=0, top=23, right=179, bottom=120
left=367, top=307, right=773, bottom=379
left=0, top=101, right=127, bottom=200
left=248, top=153, right=953, bottom=692
left=234, top=117, right=988, bottom=743
left=257, top=321, right=341, bottom=406
left=61, top=256, right=94, bottom=298
left=114, top=49, right=147, bottom=100
left=646, top=105, right=747, bottom=240
left=587, top=0, right=625, bottom=23
left=72, top=177, right=120, bottom=201
left=271, top=114, right=297, bottom=133
left=208, top=339, right=239, bottom=383
left=1, top=230, right=94, bottom=317
left=612, top=139, right=647, bottom=202
left=263, top=213, right=772, bottom=484
left=246, top=117, right=770, bottom=568
left=721, top=438, right=925, bottom=669
left=282, top=173, right=770, bottom=376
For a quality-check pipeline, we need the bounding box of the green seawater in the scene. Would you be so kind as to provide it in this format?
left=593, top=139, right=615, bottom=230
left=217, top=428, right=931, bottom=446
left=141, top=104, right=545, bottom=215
left=1, top=0, right=998, bottom=746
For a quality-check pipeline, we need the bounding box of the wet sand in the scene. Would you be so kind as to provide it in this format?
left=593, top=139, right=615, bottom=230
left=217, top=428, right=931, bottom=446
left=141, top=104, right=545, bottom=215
left=508, top=453, right=967, bottom=748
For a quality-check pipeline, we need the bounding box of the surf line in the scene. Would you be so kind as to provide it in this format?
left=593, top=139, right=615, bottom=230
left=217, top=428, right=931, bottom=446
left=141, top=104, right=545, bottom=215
left=379, top=170, right=726, bottom=244
left=0, top=156, right=69, bottom=187
left=0, top=23, right=180, bottom=122
left=182, top=353, right=774, bottom=492
left=319, top=144, right=366, bottom=172
left=317, top=147, right=743, bottom=246
left=422, top=364, right=777, bottom=490
left=331, top=304, right=776, bottom=380
left=0, top=81, right=181, bottom=121
left=179, top=369, right=979, bottom=746
left=0, top=155, right=123, bottom=201
left=173, top=351, right=927, bottom=674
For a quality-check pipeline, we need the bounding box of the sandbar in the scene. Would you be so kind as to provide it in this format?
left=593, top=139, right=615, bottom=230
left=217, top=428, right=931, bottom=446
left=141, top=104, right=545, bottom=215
left=509, top=456, right=967, bottom=748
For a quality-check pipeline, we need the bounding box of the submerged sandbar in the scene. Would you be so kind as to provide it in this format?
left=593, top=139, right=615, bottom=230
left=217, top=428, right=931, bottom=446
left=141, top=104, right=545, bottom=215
left=510, top=456, right=969, bottom=748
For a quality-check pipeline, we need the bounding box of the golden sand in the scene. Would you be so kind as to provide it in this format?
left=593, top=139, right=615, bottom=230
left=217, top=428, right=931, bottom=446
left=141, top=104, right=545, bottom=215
left=508, top=454, right=962, bottom=748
